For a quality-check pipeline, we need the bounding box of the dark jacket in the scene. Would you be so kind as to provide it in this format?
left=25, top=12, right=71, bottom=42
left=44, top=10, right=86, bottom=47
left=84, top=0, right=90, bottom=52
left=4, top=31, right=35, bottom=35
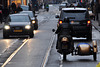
left=11, top=3, right=16, bottom=10
left=2, top=7, right=9, bottom=17
left=0, top=5, right=3, bottom=19
left=16, top=7, right=23, bottom=13
left=55, top=23, right=73, bottom=35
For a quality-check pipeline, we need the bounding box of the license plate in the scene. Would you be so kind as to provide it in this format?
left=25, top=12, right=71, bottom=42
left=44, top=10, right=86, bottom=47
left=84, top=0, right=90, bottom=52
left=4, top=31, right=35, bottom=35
left=71, top=22, right=79, bottom=24
left=14, top=30, right=22, bottom=32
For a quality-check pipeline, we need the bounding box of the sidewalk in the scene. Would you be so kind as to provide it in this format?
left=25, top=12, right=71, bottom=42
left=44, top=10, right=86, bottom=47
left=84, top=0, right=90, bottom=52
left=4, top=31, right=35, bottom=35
left=0, top=22, right=4, bottom=30
left=92, top=20, right=100, bottom=29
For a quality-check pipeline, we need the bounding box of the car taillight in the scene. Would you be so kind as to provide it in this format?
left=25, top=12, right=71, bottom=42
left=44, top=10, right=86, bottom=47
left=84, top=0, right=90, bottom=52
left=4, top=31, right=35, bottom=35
left=87, top=21, right=91, bottom=26
left=59, top=21, right=62, bottom=24
left=87, top=21, right=90, bottom=24
left=81, top=0, right=83, bottom=2
left=0, top=11, right=2, bottom=14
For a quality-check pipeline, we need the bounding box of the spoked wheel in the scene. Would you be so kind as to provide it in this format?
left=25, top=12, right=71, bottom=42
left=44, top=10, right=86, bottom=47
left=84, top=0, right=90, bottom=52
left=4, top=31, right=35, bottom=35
left=93, top=52, right=97, bottom=61
left=63, top=53, right=66, bottom=61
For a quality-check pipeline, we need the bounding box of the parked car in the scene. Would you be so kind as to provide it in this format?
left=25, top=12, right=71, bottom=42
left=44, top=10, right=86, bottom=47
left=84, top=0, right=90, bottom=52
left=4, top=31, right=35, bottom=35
left=21, top=5, right=29, bottom=11
left=59, top=3, right=66, bottom=11
left=3, top=14, right=34, bottom=38
left=20, top=11, right=38, bottom=30
left=56, top=7, right=92, bottom=41
left=59, top=2, right=69, bottom=11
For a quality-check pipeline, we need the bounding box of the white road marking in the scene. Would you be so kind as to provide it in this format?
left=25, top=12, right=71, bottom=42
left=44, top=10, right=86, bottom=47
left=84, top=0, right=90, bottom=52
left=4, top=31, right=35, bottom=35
left=1, top=39, right=19, bottom=54
left=1, top=39, right=28, bottom=67
left=41, top=34, right=55, bottom=67
left=60, top=54, right=63, bottom=67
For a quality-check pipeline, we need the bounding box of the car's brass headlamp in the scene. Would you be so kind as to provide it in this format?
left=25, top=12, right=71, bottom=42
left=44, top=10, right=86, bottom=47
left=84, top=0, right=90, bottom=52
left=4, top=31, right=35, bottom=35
left=32, top=20, right=35, bottom=24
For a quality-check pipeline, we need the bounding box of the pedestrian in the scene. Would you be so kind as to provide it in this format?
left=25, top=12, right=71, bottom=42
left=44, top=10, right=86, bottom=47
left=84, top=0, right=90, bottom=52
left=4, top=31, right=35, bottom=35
left=9, top=5, right=14, bottom=14
left=16, top=4, right=23, bottom=13
left=11, top=2, right=16, bottom=13
left=91, top=0, right=94, bottom=13
left=28, top=1, right=32, bottom=11
left=2, top=6, right=9, bottom=21
left=0, top=4, right=3, bottom=24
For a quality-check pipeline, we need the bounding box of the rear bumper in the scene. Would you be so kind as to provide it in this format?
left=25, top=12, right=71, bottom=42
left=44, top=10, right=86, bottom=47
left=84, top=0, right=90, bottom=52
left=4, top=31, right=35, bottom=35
left=72, top=26, right=92, bottom=37
left=72, top=31, right=92, bottom=37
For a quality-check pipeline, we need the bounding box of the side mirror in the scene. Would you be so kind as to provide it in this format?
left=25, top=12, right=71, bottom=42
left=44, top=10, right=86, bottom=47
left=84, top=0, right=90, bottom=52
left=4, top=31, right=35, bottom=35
left=89, top=13, right=95, bottom=20
left=55, top=15, right=59, bottom=18
left=52, top=29, right=55, bottom=32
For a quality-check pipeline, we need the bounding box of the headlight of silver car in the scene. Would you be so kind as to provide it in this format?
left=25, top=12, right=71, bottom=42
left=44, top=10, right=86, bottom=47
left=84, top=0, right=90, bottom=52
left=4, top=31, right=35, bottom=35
left=32, top=20, right=36, bottom=24
left=4, top=25, right=10, bottom=30
left=25, top=25, right=31, bottom=29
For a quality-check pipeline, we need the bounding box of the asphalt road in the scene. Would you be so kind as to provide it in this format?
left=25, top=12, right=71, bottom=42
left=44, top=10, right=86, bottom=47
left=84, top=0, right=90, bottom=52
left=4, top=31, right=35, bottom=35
left=46, top=23, right=100, bottom=67
left=0, top=4, right=100, bottom=67
left=46, top=5, right=100, bottom=67
left=1, top=4, right=58, bottom=67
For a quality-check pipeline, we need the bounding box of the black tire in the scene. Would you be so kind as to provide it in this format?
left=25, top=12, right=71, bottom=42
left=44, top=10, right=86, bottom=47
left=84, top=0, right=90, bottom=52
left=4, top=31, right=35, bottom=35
left=87, top=33, right=92, bottom=41
left=35, top=26, right=38, bottom=30
left=3, top=34, right=9, bottom=39
left=93, top=52, right=97, bottom=61
left=63, top=53, right=66, bottom=61
left=29, top=31, right=34, bottom=38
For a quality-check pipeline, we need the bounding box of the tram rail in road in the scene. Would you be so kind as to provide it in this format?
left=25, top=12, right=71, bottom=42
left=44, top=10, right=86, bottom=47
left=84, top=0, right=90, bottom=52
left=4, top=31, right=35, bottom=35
left=1, top=34, right=56, bottom=67
left=1, top=39, right=29, bottom=67
left=41, top=34, right=56, bottom=67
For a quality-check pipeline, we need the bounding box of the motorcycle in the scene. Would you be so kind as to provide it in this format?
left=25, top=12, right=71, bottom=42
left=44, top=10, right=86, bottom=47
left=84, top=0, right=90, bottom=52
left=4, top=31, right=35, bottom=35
left=52, top=29, right=97, bottom=61
left=46, top=4, right=49, bottom=12
left=46, top=7, right=49, bottom=12
left=52, top=29, right=74, bottom=60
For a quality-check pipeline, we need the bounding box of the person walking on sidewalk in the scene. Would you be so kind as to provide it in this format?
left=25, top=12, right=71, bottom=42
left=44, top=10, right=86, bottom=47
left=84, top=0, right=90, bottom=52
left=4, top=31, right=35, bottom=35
left=11, top=2, right=16, bottom=13
left=2, top=6, right=9, bottom=21
left=28, top=1, right=32, bottom=11
left=0, top=4, right=3, bottom=24
left=16, top=4, right=23, bottom=13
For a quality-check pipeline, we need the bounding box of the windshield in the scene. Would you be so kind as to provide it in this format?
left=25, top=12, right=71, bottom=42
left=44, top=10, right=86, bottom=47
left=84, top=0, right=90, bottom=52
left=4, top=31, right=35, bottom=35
left=10, top=15, right=30, bottom=22
left=21, top=12, right=35, bottom=18
left=60, top=10, right=89, bottom=21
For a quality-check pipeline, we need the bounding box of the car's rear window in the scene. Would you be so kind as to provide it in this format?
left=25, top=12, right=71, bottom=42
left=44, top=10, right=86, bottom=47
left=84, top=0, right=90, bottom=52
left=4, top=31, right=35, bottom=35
left=60, top=10, right=89, bottom=21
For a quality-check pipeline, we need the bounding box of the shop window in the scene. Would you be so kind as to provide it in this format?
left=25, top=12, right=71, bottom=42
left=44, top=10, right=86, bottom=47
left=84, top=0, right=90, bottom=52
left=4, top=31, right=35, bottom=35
left=23, top=0, right=27, bottom=5
left=11, top=0, right=21, bottom=7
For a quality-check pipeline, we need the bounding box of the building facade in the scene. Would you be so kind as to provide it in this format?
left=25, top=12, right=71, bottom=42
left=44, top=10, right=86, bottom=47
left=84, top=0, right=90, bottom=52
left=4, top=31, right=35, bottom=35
left=8, top=0, right=29, bottom=7
left=0, top=0, right=29, bottom=7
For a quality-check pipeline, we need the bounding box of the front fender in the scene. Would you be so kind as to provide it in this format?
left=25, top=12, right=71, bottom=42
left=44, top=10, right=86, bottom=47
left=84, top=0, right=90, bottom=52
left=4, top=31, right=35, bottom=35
left=93, top=40, right=97, bottom=53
